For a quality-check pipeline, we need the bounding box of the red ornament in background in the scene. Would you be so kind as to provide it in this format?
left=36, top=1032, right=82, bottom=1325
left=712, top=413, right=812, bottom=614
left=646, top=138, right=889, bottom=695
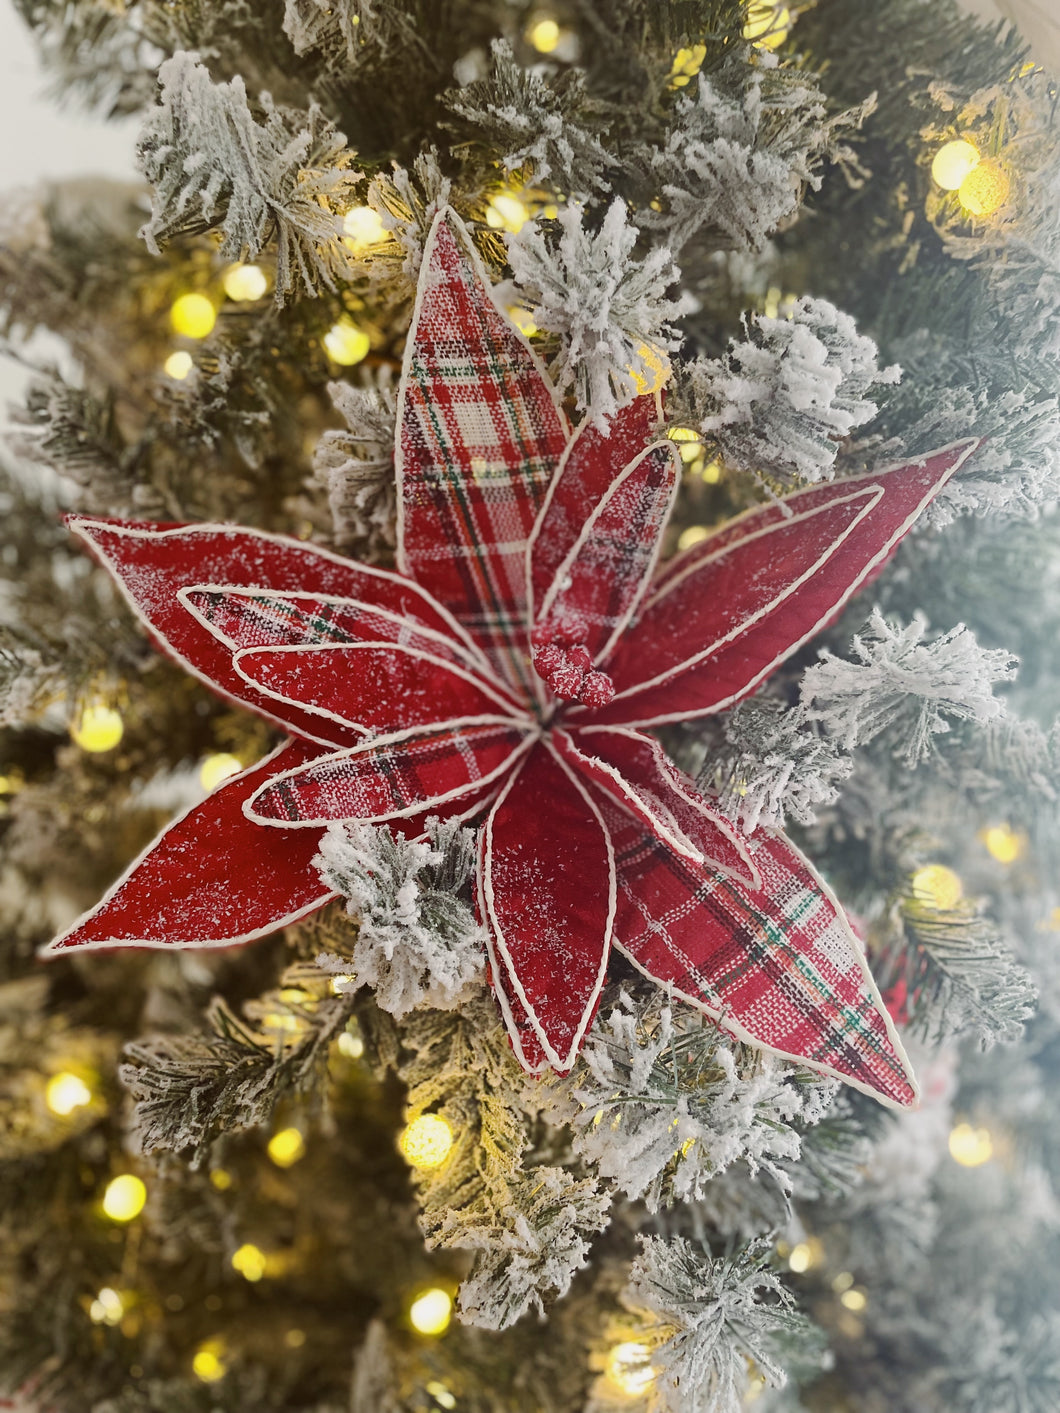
left=45, top=208, right=981, bottom=1109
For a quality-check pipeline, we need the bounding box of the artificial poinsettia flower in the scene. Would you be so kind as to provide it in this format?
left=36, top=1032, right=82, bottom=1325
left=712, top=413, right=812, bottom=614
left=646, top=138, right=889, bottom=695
left=45, top=208, right=981, bottom=1110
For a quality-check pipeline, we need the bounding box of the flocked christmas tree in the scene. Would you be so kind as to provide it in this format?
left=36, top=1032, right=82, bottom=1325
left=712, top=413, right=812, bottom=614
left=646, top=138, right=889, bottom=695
left=1, top=2, right=1060, bottom=1410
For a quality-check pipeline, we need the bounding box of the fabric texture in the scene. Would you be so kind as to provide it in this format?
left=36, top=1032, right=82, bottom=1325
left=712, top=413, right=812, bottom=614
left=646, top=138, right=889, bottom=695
left=46, top=206, right=983, bottom=1108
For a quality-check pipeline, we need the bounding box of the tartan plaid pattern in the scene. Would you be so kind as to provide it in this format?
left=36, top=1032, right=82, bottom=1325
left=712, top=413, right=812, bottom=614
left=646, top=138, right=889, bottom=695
left=247, top=722, right=531, bottom=826
left=399, top=214, right=568, bottom=691
left=184, top=588, right=487, bottom=677
left=234, top=643, right=518, bottom=736
left=534, top=443, right=678, bottom=665
left=598, top=800, right=916, bottom=1107
left=529, top=395, right=658, bottom=614
left=556, top=727, right=759, bottom=888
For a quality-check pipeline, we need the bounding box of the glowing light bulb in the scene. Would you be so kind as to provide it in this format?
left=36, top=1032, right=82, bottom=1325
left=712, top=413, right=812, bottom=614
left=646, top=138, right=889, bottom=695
left=210, top=1168, right=233, bottom=1191
left=409, top=1287, right=452, bottom=1336
left=164, top=350, right=193, bottom=381
left=231, top=1243, right=267, bottom=1281
left=527, top=17, right=560, bottom=52
left=840, top=1288, right=867, bottom=1311
left=701, top=459, right=722, bottom=484
left=605, top=1341, right=656, bottom=1396
left=323, top=317, right=370, bottom=366
left=787, top=1243, right=812, bottom=1273
left=743, top=3, right=791, bottom=49
left=70, top=702, right=124, bottom=753
left=931, top=139, right=980, bottom=191
left=911, top=864, right=963, bottom=910
left=949, top=1121, right=993, bottom=1167
left=629, top=342, right=670, bottom=395
left=170, top=293, right=216, bottom=339
left=425, top=1383, right=457, bottom=1410
left=958, top=161, right=1010, bottom=216
left=508, top=305, right=538, bottom=337
left=677, top=524, right=710, bottom=552
left=485, top=192, right=530, bottom=233
left=337, top=1028, right=364, bottom=1059
left=267, top=1127, right=306, bottom=1167
left=46, top=1071, right=92, bottom=1116
left=222, top=263, right=268, bottom=302
left=342, top=206, right=387, bottom=251
left=284, top=1328, right=306, bottom=1349
left=399, top=1114, right=454, bottom=1170
left=832, top=1271, right=855, bottom=1292
left=102, top=1174, right=147, bottom=1222
left=199, top=753, right=242, bottom=791
left=89, top=1287, right=125, bottom=1325
left=981, top=823, right=1026, bottom=864
left=192, top=1340, right=227, bottom=1383
left=669, top=43, right=706, bottom=88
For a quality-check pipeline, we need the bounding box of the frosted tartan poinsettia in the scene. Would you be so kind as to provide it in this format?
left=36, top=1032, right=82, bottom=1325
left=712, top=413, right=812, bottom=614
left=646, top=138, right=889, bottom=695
left=46, top=209, right=980, bottom=1109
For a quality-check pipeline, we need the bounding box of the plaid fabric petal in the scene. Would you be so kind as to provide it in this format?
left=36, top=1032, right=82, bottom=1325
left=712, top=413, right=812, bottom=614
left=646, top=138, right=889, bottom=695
left=396, top=210, right=568, bottom=690
left=603, top=801, right=917, bottom=1108
left=479, top=741, right=615, bottom=1071
left=232, top=642, right=525, bottom=736
left=181, top=586, right=497, bottom=684
left=482, top=912, right=551, bottom=1074
left=527, top=395, right=659, bottom=620
left=596, top=441, right=980, bottom=726
left=246, top=722, right=532, bottom=827
left=42, top=740, right=336, bottom=952
left=66, top=516, right=487, bottom=746
left=533, top=441, right=679, bottom=670
left=555, top=726, right=759, bottom=888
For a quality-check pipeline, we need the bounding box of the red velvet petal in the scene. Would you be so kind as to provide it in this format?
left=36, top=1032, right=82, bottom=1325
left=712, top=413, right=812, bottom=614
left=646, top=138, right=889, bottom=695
left=67, top=517, right=486, bottom=746
left=596, top=440, right=980, bottom=726
left=533, top=441, right=679, bottom=672
left=41, top=740, right=335, bottom=952
left=555, top=726, right=760, bottom=888
left=527, top=396, right=659, bottom=619
left=233, top=642, right=526, bottom=735
left=246, top=723, right=533, bottom=826
left=479, top=741, right=614, bottom=1071
left=604, top=803, right=918, bottom=1108
left=397, top=210, right=568, bottom=690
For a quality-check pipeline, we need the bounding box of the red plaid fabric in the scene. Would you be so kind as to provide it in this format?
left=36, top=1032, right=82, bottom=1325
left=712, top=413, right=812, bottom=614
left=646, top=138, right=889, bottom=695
left=398, top=213, right=568, bottom=690
left=534, top=443, right=679, bottom=665
left=601, top=800, right=917, bottom=1107
left=183, top=587, right=490, bottom=673
left=233, top=643, right=521, bottom=736
left=528, top=396, right=658, bottom=616
left=556, top=726, right=759, bottom=887
left=479, top=742, right=614, bottom=1071
left=246, top=723, right=532, bottom=826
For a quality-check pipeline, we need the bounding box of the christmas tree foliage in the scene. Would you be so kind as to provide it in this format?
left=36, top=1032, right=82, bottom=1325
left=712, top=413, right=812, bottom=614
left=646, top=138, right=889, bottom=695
left=1, top=1, right=1059, bottom=1410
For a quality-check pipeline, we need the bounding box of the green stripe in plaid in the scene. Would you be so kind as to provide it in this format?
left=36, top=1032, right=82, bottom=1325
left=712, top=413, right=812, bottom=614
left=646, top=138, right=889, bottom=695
left=400, top=215, right=567, bottom=691
left=600, top=801, right=915, bottom=1106
left=248, top=723, right=531, bottom=825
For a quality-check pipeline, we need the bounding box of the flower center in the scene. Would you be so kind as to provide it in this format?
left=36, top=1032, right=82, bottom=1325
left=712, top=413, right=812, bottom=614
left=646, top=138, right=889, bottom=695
left=529, top=626, right=615, bottom=709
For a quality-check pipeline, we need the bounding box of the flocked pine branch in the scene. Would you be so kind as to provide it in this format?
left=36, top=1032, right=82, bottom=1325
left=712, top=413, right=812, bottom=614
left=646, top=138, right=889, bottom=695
left=392, top=994, right=611, bottom=1331
left=445, top=38, right=618, bottom=195
left=502, top=199, right=693, bottom=423
left=137, top=51, right=362, bottom=299
left=670, top=296, right=900, bottom=488
left=589, top=1236, right=822, bottom=1413
left=802, top=609, right=1017, bottom=765
left=701, top=696, right=853, bottom=833
left=642, top=52, right=877, bottom=255
left=282, top=0, right=412, bottom=68
left=307, top=377, right=398, bottom=557
left=548, top=989, right=836, bottom=1212
left=313, top=817, right=486, bottom=1019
